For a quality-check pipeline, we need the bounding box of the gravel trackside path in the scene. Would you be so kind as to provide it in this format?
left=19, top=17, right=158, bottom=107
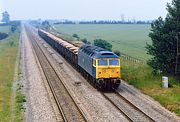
left=21, top=25, right=57, bottom=122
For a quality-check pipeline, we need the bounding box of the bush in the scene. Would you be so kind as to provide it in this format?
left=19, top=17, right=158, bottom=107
left=9, top=41, right=14, bottom=46
left=81, top=38, right=87, bottom=43
left=0, top=32, right=8, bottom=40
left=72, top=33, right=79, bottom=40
left=41, top=20, right=51, bottom=30
left=114, top=50, right=120, bottom=56
left=94, top=39, right=112, bottom=51
left=11, top=25, right=17, bottom=32
left=10, top=21, right=21, bottom=32
left=87, top=41, right=91, bottom=44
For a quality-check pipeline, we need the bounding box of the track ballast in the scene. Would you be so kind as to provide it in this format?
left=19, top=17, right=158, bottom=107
left=25, top=25, right=88, bottom=122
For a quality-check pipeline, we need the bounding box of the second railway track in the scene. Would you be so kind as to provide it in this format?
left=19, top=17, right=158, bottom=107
left=25, top=26, right=89, bottom=122
left=103, top=90, right=155, bottom=122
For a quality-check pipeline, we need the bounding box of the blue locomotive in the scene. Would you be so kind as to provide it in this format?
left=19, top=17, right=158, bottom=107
left=38, top=29, right=121, bottom=90
left=78, top=45, right=121, bottom=90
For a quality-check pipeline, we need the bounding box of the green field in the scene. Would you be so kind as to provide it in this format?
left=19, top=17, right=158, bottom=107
left=0, top=26, right=10, bottom=33
left=54, top=24, right=151, bottom=61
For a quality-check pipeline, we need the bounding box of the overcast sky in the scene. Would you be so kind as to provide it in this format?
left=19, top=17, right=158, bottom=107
left=0, top=0, right=172, bottom=21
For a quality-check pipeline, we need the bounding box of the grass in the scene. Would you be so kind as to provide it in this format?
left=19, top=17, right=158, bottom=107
left=121, top=61, right=180, bottom=116
left=15, top=83, right=26, bottom=122
left=0, top=25, right=10, bottom=33
left=0, top=31, right=20, bottom=121
left=53, top=24, right=151, bottom=61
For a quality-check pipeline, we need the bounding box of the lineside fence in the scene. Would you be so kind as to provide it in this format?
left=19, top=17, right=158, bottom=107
left=120, top=52, right=146, bottom=64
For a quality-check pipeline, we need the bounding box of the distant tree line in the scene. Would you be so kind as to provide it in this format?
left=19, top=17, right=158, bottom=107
left=79, top=20, right=151, bottom=24
left=54, top=20, right=76, bottom=24
left=54, top=20, right=152, bottom=25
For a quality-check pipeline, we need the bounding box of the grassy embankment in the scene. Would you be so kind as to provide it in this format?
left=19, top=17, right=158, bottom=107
left=54, top=24, right=180, bottom=116
left=121, top=61, right=180, bottom=116
left=0, top=26, right=25, bottom=121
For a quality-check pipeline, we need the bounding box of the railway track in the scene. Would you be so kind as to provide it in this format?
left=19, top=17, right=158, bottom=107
left=25, top=26, right=88, bottom=122
left=24, top=25, right=176, bottom=122
left=103, top=91, right=155, bottom=122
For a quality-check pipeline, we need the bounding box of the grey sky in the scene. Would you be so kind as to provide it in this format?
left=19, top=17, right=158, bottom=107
left=0, top=0, right=172, bottom=20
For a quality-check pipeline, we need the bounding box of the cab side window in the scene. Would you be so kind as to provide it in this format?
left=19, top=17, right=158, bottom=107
left=93, top=59, right=96, bottom=66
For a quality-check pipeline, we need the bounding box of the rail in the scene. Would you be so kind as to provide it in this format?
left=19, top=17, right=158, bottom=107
left=25, top=26, right=89, bottom=122
left=102, top=91, right=155, bottom=122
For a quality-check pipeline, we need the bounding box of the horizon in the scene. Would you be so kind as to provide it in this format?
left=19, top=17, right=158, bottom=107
left=0, top=0, right=172, bottom=21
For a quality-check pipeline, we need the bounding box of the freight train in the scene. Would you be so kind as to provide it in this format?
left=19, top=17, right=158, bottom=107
left=38, top=29, right=121, bottom=90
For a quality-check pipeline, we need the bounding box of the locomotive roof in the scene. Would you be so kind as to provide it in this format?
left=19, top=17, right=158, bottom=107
left=79, top=44, right=119, bottom=58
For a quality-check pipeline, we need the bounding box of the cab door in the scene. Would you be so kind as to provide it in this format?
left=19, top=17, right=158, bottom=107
left=92, top=59, right=96, bottom=78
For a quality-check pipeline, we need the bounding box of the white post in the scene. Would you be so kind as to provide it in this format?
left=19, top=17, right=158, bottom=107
left=162, top=76, right=168, bottom=88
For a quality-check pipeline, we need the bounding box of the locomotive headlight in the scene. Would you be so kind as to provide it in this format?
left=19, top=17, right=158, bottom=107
left=98, top=69, right=102, bottom=74
left=116, top=69, right=119, bottom=74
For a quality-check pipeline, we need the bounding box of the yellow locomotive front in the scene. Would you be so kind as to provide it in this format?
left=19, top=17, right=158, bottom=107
left=92, top=58, right=121, bottom=90
left=94, top=58, right=121, bottom=79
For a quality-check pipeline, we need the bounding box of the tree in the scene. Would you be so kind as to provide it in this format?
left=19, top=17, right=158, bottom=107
left=72, top=34, right=79, bottom=40
left=2, top=11, right=10, bottom=23
left=87, top=41, right=91, bottom=44
left=10, top=21, right=19, bottom=32
left=146, top=0, right=180, bottom=74
left=0, top=32, right=8, bottom=40
left=81, top=38, right=87, bottom=43
left=41, top=20, right=51, bottom=30
left=94, top=39, right=112, bottom=51
left=114, top=50, right=120, bottom=56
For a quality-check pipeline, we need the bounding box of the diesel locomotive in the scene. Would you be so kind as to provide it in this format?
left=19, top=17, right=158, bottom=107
left=38, top=29, right=121, bottom=90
